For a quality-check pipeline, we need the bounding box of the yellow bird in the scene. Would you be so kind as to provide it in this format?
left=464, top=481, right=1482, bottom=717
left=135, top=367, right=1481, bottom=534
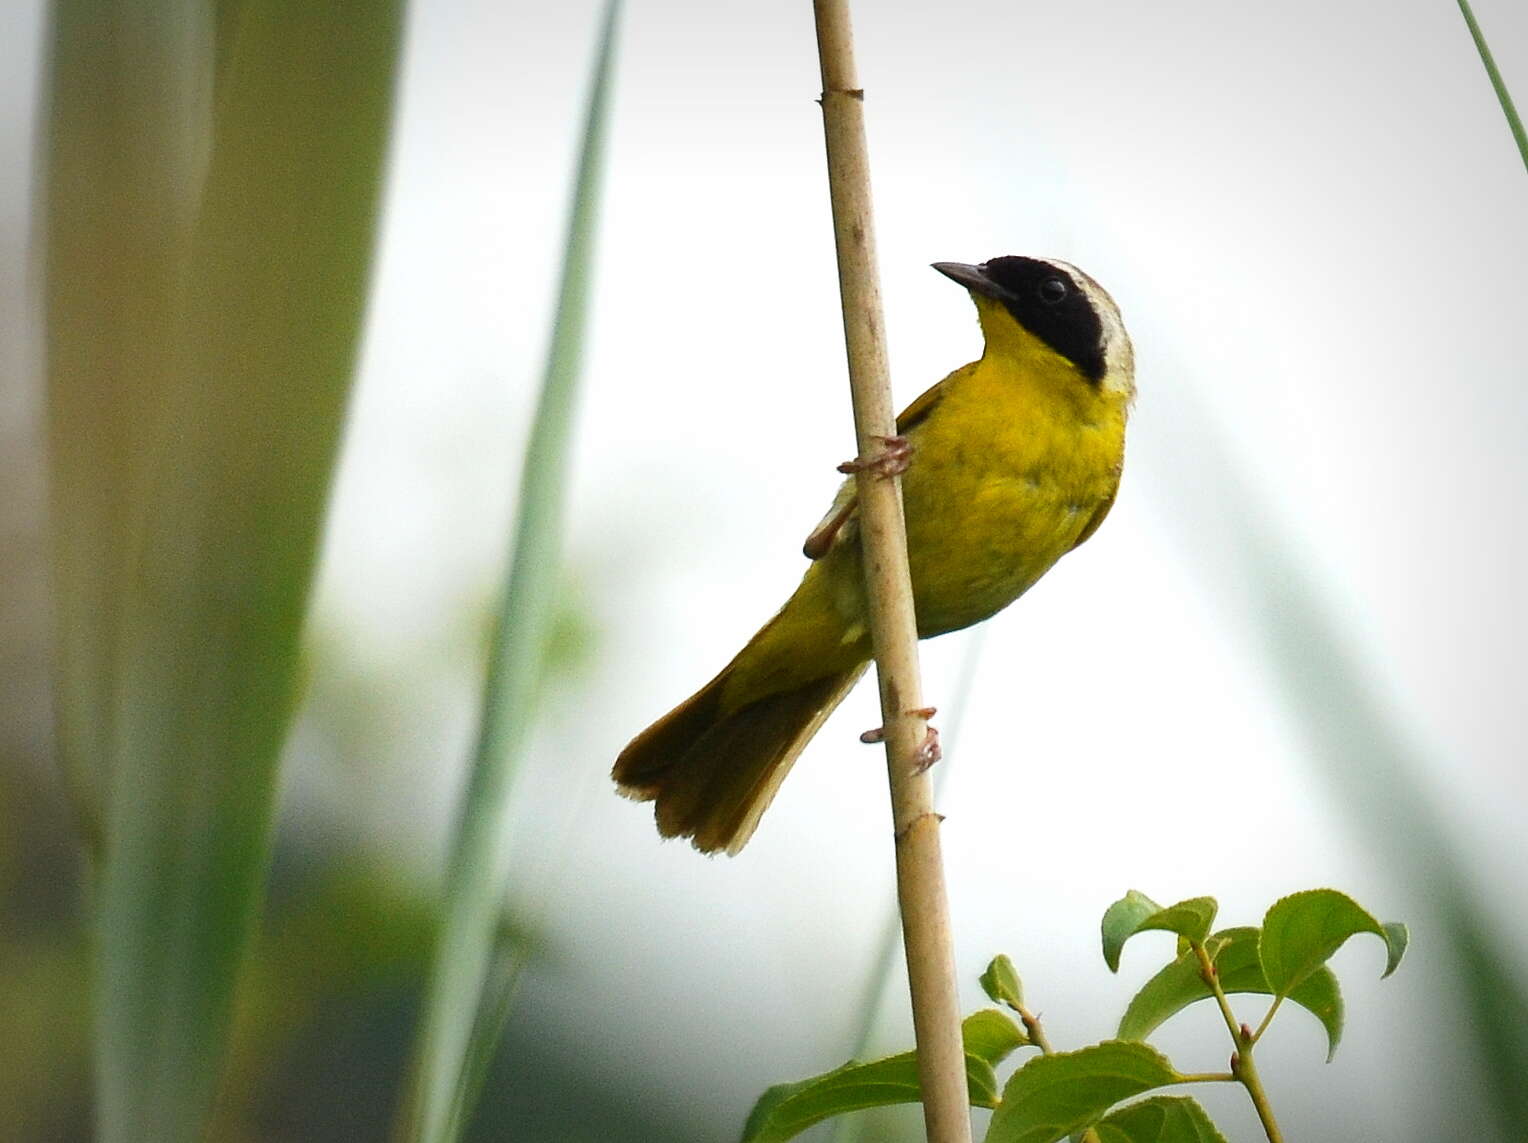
left=614, top=256, right=1134, bottom=854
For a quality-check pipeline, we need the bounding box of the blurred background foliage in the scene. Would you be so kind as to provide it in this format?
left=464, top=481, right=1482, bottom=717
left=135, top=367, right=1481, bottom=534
left=3, top=0, right=1526, bottom=1141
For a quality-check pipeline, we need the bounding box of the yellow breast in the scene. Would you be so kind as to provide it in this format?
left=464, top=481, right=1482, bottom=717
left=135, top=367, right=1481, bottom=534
left=897, top=336, right=1127, bottom=636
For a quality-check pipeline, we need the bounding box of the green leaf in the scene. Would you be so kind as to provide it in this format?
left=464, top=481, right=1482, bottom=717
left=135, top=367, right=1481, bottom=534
left=964, top=1008, right=1030, bottom=1063
left=743, top=1054, right=993, bottom=1143
left=1092, top=1096, right=1228, bottom=1143
left=986, top=1041, right=1184, bottom=1143
left=403, top=6, right=621, bottom=1143
left=1143, top=899, right=1218, bottom=946
left=1102, top=892, right=1162, bottom=973
left=741, top=1012, right=1022, bottom=1142
left=1381, top=923, right=1409, bottom=970
left=743, top=1056, right=927, bottom=1143
left=981, top=955, right=1026, bottom=1011
left=1259, top=890, right=1407, bottom=996
left=1102, top=893, right=1218, bottom=973
left=1118, top=928, right=1344, bottom=1061
left=47, top=4, right=404, bottom=1141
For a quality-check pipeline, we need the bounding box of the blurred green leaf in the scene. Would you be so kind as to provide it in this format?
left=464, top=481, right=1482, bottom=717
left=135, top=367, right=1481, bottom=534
left=1091, top=1096, right=1227, bottom=1143
left=1148, top=367, right=1520, bottom=1136
left=1118, top=927, right=1343, bottom=1061
left=0, top=939, right=90, bottom=1139
left=986, top=1041, right=1184, bottom=1143
left=403, top=4, right=620, bottom=1142
left=1259, top=890, right=1406, bottom=997
left=1447, top=900, right=1528, bottom=1128
left=742, top=1011, right=1021, bottom=1142
left=43, top=0, right=214, bottom=855
left=980, top=954, right=1026, bottom=1012
left=1102, top=893, right=1217, bottom=973
left=449, top=916, right=534, bottom=1141
left=45, top=3, right=403, bottom=1140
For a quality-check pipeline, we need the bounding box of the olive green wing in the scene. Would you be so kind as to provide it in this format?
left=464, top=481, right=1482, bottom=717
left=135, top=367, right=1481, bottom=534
left=801, top=375, right=951, bottom=559
left=894, top=374, right=948, bottom=435
left=1069, top=488, right=1117, bottom=551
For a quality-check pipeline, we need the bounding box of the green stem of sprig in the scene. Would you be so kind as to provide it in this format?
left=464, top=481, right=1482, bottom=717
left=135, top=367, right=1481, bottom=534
left=1230, top=1046, right=1283, bottom=1143
left=1190, top=943, right=1243, bottom=1043
left=1191, top=943, right=1285, bottom=1143
left=1015, top=1005, right=1055, bottom=1056
left=1249, top=995, right=1284, bottom=1045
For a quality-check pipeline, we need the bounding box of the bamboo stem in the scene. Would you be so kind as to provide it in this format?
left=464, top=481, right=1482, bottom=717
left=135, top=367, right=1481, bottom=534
left=810, top=3, right=971, bottom=1141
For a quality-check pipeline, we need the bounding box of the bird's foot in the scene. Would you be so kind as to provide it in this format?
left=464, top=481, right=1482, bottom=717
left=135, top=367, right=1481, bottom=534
left=838, top=434, right=912, bottom=478
left=912, top=723, right=942, bottom=772
left=859, top=707, right=941, bottom=773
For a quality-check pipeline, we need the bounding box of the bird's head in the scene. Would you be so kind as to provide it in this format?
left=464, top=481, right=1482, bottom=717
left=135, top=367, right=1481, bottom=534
left=933, top=256, right=1134, bottom=399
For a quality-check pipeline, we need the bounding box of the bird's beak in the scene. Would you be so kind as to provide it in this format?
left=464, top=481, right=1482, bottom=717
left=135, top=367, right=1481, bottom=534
left=931, top=261, right=1005, bottom=300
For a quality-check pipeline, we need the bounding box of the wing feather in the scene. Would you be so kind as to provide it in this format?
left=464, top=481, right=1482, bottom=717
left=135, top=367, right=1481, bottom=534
left=801, top=373, right=954, bottom=559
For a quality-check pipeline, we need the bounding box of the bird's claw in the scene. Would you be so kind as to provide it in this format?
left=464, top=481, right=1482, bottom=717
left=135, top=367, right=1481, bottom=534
left=859, top=707, right=941, bottom=774
left=911, top=724, right=942, bottom=772
left=838, top=435, right=913, bottom=478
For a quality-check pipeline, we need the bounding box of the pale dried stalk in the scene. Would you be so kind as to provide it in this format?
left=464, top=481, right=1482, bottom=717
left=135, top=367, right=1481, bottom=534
left=810, top=2, right=972, bottom=1141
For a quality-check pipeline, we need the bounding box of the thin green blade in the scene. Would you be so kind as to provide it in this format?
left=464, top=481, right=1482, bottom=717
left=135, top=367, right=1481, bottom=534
left=403, top=4, right=621, bottom=1141
left=1456, top=0, right=1527, bottom=170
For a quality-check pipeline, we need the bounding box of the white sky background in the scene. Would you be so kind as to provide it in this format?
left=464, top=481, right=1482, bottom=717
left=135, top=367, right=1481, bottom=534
left=7, top=0, right=1527, bottom=1139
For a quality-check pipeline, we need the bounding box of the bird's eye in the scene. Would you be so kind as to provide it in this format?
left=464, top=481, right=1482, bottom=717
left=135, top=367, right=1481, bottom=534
left=1038, top=277, right=1068, bottom=304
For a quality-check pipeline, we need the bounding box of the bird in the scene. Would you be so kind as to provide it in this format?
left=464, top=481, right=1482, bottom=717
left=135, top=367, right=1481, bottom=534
left=613, top=255, right=1135, bottom=855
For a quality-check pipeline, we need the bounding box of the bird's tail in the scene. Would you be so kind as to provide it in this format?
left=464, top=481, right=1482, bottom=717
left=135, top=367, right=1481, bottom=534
left=613, top=650, right=867, bottom=855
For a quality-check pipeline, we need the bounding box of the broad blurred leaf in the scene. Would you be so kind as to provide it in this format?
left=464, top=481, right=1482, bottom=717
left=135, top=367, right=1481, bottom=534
left=1144, top=351, right=1518, bottom=1136
left=43, top=0, right=213, bottom=853
left=1118, top=927, right=1343, bottom=1060
left=1092, top=1096, right=1227, bottom=1143
left=402, top=4, right=620, bottom=1142
left=1259, top=890, right=1406, bottom=996
left=44, top=3, right=403, bottom=1141
left=986, top=1041, right=1183, bottom=1143
left=980, top=954, right=1026, bottom=1011
left=1447, top=899, right=1528, bottom=1128
left=742, top=1011, right=1024, bottom=1142
left=1102, top=893, right=1217, bottom=973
